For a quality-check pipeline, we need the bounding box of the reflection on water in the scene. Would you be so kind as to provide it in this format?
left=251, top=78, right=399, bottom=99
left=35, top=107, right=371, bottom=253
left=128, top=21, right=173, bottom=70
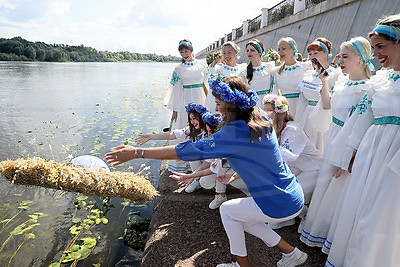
left=0, top=62, right=174, bottom=266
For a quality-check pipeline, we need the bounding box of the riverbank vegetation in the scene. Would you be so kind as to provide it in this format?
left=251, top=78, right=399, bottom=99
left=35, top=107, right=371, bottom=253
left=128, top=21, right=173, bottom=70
left=0, top=37, right=180, bottom=62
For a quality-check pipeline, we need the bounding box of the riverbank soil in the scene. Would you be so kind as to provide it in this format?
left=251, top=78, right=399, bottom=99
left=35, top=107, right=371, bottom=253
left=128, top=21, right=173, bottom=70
left=142, top=170, right=327, bottom=266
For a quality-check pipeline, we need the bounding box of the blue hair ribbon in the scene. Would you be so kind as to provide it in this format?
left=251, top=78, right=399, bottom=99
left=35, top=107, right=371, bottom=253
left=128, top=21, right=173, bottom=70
left=224, top=41, right=240, bottom=54
left=350, top=40, right=375, bottom=71
left=179, top=41, right=193, bottom=50
left=247, top=40, right=265, bottom=56
left=287, top=39, right=299, bottom=57
left=373, top=25, right=400, bottom=40
left=312, top=41, right=332, bottom=59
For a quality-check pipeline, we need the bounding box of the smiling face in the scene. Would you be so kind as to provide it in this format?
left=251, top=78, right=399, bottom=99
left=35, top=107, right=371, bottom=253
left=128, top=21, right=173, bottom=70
left=205, top=124, right=213, bottom=136
left=370, top=34, right=400, bottom=70
left=179, top=48, right=194, bottom=62
left=278, top=41, right=294, bottom=62
left=338, top=46, right=363, bottom=75
left=189, top=113, right=200, bottom=129
left=222, top=45, right=237, bottom=66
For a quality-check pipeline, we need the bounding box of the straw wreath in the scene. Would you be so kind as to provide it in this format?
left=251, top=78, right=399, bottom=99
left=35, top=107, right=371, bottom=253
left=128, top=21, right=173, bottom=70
left=0, top=157, right=158, bottom=202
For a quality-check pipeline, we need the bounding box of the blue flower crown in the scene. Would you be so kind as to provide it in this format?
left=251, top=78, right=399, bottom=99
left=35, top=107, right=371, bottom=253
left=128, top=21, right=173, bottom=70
left=208, top=76, right=258, bottom=110
left=201, top=112, right=222, bottom=127
left=185, top=102, right=208, bottom=115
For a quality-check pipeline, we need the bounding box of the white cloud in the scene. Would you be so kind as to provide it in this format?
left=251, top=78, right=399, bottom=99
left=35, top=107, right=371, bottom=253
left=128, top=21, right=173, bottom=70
left=47, top=0, right=70, bottom=16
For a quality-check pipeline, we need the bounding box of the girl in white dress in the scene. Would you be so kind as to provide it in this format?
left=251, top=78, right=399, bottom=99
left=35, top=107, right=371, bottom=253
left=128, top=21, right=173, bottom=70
left=299, top=37, right=374, bottom=251
left=297, top=37, right=342, bottom=153
left=325, top=15, right=400, bottom=267
left=138, top=101, right=208, bottom=173
left=239, top=39, right=275, bottom=107
left=206, top=41, right=247, bottom=111
left=164, top=39, right=209, bottom=172
left=263, top=94, right=322, bottom=229
left=272, top=37, right=312, bottom=118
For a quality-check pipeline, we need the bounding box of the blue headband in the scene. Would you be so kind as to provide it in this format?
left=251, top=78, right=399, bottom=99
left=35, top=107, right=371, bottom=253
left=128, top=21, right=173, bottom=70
left=287, top=39, right=299, bottom=57
left=350, top=40, right=375, bottom=72
left=208, top=76, right=258, bottom=110
left=185, top=102, right=208, bottom=115
left=179, top=41, right=193, bottom=50
left=247, top=40, right=265, bottom=56
left=373, top=25, right=400, bottom=40
left=311, top=41, right=333, bottom=59
left=201, top=112, right=222, bottom=128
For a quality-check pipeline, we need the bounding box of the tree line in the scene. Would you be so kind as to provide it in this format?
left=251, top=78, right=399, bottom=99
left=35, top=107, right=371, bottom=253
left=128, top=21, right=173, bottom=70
left=0, top=37, right=180, bottom=62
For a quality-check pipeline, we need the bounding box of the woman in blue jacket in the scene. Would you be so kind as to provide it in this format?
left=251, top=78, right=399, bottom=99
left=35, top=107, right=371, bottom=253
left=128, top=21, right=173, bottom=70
left=105, top=76, right=308, bottom=267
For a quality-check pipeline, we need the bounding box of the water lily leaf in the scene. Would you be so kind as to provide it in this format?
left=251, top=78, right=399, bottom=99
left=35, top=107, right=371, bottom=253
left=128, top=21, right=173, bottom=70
left=70, top=225, right=81, bottom=235
left=26, top=233, right=35, bottom=239
left=81, top=237, right=97, bottom=248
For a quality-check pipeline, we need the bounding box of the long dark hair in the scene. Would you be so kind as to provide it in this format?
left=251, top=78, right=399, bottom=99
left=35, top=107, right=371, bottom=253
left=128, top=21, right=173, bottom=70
left=246, top=39, right=265, bottom=85
left=187, top=111, right=205, bottom=141
left=212, top=76, right=272, bottom=142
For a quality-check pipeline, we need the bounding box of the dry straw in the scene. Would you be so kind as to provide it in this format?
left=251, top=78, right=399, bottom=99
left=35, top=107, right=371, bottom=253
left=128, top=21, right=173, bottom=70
left=0, top=157, right=158, bottom=202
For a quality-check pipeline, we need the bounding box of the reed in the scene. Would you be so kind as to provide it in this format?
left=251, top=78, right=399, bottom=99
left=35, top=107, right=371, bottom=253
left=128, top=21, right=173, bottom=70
left=0, top=157, right=158, bottom=202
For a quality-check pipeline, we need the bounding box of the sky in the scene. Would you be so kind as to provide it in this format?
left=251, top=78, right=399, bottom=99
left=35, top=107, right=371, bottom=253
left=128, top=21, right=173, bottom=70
left=0, top=0, right=281, bottom=57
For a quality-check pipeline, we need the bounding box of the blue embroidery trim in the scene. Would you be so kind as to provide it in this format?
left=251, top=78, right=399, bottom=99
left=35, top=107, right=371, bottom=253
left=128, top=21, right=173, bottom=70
left=281, top=138, right=292, bottom=152
left=170, top=71, right=180, bottom=86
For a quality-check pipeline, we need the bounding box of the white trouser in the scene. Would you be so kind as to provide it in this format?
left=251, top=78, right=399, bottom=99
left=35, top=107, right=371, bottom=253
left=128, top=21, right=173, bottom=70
left=220, top=197, right=301, bottom=257
left=199, top=175, right=249, bottom=195
left=290, top=167, right=318, bottom=204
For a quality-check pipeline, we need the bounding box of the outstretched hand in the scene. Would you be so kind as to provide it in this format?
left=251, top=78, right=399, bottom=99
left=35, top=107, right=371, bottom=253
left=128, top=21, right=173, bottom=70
left=169, top=172, right=194, bottom=187
left=135, top=134, right=151, bottom=145
left=105, top=145, right=136, bottom=166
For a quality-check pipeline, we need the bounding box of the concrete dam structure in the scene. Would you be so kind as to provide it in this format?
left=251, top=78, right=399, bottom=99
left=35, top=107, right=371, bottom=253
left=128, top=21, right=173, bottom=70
left=196, top=0, right=400, bottom=61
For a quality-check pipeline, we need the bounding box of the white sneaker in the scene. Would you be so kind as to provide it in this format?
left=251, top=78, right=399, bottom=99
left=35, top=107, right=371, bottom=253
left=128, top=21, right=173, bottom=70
left=269, top=218, right=296, bottom=230
left=277, top=247, right=308, bottom=267
left=185, top=179, right=200, bottom=193
left=216, top=262, right=239, bottom=267
left=209, top=194, right=227, bottom=209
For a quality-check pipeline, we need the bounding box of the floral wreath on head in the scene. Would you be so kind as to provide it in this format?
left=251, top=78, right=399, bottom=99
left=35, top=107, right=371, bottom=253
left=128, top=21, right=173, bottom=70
left=208, top=76, right=258, bottom=110
left=201, top=112, right=222, bottom=128
left=185, top=102, right=208, bottom=115
left=263, top=94, right=289, bottom=114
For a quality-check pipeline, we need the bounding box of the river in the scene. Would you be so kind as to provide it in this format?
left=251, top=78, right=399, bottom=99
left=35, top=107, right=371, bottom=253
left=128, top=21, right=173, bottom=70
left=0, top=61, right=175, bottom=266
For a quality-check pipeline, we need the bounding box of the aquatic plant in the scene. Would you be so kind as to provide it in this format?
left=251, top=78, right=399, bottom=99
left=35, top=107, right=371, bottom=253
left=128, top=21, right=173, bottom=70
left=0, top=157, right=158, bottom=202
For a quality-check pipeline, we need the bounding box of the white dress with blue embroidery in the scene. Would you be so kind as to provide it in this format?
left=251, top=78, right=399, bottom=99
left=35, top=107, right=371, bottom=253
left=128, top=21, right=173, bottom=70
left=297, top=67, right=342, bottom=153
left=205, top=63, right=247, bottom=111
left=272, top=61, right=312, bottom=118
left=324, top=70, right=400, bottom=267
left=299, top=78, right=372, bottom=249
left=164, top=59, right=209, bottom=130
left=239, top=62, right=275, bottom=107
left=279, top=121, right=322, bottom=203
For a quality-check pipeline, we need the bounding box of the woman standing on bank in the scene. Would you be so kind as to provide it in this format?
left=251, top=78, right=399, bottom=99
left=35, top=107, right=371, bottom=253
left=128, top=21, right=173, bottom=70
left=205, top=41, right=247, bottom=111
left=106, top=76, right=308, bottom=267
left=164, top=39, right=210, bottom=172
left=239, top=39, right=275, bottom=107
left=325, top=14, right=400, bottom=267
left=299, top=37, right=375, bottom=252
left=297, top=37, right=342, bottom=153
left=272, top=37, right=312, bottom=118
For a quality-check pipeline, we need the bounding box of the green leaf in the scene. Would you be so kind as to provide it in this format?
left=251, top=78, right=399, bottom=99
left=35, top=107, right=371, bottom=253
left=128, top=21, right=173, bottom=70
left=76, top=196, right=88, bottom=201
left=70, top=225, right=81, bottom=235
left=95, top=218, right=101, bottom=224
left=28, top=214, right=39, bottom=220
left=26, top=233, right=35, bottom=239
left=49, top=263, right=61, bottom=267
left=71, top=244, right=80, bottom=252
left=91, top=209, right=100, bottom=214
left=0, top=219, right=11, bottom=224
left=10, top=226, right=23, bottom=235
left=93, top=264, right=101, bottom=267
left=101, top=218, right=109, bottom=224
left=71, top=218, right=81, bottom=223
left=81, top=237, right=97, bottom=248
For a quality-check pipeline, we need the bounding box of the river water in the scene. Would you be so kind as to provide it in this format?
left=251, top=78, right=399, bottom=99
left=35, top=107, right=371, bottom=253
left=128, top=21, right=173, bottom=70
left=0, top=61, right=174, bottom=266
